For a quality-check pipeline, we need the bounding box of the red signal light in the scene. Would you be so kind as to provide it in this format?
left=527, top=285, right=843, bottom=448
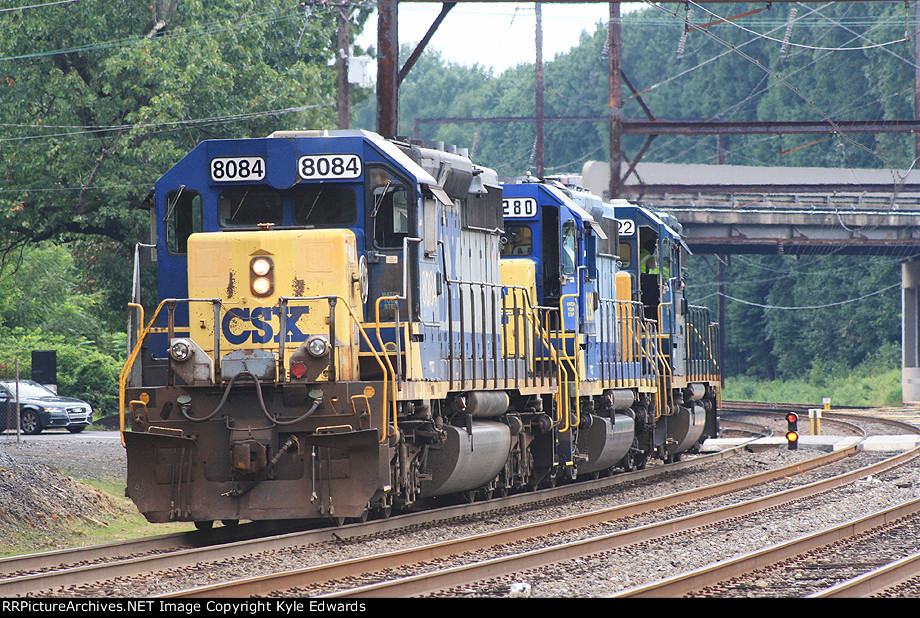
left=290, top=360, right=307, bottom=379
left=785, top=412, right=799, bottom=449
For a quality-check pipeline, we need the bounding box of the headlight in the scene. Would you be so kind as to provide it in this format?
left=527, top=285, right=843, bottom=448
left=250, top=256, right=274, bottom=296
left=306, top=336, right=329, bottom=358
left=251, top=257, right=271, bottom=276
left=169, top=340, right=192, bottom=362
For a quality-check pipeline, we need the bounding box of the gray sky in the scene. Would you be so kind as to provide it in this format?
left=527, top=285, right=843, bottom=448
left=357, top=3, right=643, bottom=74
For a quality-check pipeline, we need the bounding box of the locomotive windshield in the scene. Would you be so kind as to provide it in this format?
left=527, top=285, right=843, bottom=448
left=501, top=225, right=532, bottom=257
left=218, top=188, right=282, bottom=228
left=369, top=166, right=411, bottom=249
left=292, top=185, right=357, bottom=226
left=561, top=220, right=577, bottom=275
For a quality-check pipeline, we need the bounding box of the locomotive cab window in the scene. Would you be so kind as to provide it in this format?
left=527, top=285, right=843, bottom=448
left=369, top=167, right=412, bottom=249
left=618, top=241, right=632, bottom=268
left=661, top=238, right=672, bottom=280
left=501, top=225, right=533, bottom=257
left=218, top=189, right=282, bottom=228
left=164, top=189, right=202, bottom=255
left=292, top=185, right=357, bottom=227
left=561, top=221, right=577, bottom=275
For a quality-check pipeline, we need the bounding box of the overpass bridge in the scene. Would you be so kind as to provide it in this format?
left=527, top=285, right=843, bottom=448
left=577, top=161, right=920, bottom=404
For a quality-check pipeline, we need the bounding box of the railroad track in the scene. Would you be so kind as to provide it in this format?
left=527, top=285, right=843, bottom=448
left=615, top=482, right=920, bottom=598
left=5, top=403, right=918, bottom=598
left=0, top=444, right=746, bottom=596
left=188, top=446, right=913, bottom=598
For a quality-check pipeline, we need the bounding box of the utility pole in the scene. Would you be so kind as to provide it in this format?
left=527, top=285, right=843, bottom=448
left=336, top=6, right=352, bottom=129
left=914, top=1, right=920, bottom=159
left=376, top=0, right=398, bottom=137
left=608, top=1, right=622, bottom=199
left=535, top=3, right=545, bottom=177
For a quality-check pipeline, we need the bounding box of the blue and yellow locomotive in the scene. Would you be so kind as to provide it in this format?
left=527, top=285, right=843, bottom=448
left=121, top=130, right=720, bottom=526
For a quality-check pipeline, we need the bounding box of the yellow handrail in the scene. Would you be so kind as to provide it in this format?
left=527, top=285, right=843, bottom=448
left=119, top=295, right=395, bottom=445
left=556, top=294, right=581, bottom=433
left=119, top=300, right=165, bottom=447
left=686, top=320, right=720, bottom=379
left=516, top=300, right=564, bottom=427
left=374, top=296, right=402, bottom=440
left=655, top=302, right=676, bottom=417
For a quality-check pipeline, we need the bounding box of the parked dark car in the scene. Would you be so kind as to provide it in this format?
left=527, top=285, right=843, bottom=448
left=0, top=380, right=93, bottom=435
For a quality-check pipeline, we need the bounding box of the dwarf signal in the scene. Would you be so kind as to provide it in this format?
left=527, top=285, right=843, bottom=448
left=785, top=412, right=799, bottom=450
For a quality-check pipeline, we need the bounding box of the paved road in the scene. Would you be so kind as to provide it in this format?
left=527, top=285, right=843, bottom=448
left=0, top=429, right=121, bottom=442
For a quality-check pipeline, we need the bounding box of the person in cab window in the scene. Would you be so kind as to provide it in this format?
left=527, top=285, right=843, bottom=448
left=639, top=238, right=658, bottom=275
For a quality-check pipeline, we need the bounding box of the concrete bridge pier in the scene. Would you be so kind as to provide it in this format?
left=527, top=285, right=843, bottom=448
left=903, top=260, right=920, bottom=404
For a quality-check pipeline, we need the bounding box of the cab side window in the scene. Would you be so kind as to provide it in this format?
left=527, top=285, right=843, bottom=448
left=561, top=221, right=577, bottom=275
left=618, top=242, right=632, bottom=268
left=165, top=190, right=202, bottom=255
left=501, top=225, right=533, bottom=257
left=369, top=167, right=411, bottom=249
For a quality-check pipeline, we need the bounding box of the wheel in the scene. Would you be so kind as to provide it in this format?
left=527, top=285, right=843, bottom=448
left=620, top=452, right=635, bottom=472
left=20, top=410, right=41, bottom=435
left=194, top=520, right=214, bottom=530
left=220, top=519, right=239, bottom=527
left=635, top=452, right=648, bottom=471
left=67, top=426, right=85, bottom=434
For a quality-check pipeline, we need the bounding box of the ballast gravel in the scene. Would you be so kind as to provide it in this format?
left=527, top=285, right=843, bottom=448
left=3, top=424, right=920, bottom=598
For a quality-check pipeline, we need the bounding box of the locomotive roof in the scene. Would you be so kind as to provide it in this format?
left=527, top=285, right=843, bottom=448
left=613, top=199, right=690, bottom=252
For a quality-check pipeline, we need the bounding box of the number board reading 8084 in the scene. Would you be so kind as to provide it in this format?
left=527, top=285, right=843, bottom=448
left=298, top=154, right=362, bottom=180
left=210, top=157, right=266, bottom=182
left=209, top=154, right=364, bottom=183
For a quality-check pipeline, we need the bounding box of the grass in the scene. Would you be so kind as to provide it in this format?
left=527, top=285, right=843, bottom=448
left=722, top=367, right=904, bottom=408
left=0, top=477, right=195, bottom=558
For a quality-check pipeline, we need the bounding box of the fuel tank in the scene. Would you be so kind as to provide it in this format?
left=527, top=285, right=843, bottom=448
left=576, top=413, right=635, bottom=475
left=669, top=404, right=707, bottom=454
left=420, top=421, right=512, bottom=497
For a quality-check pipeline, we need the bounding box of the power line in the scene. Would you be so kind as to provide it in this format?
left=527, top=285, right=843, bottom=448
left=717, top=282, right=900, bottom=310
left=0, top=0, right=80, bottom=13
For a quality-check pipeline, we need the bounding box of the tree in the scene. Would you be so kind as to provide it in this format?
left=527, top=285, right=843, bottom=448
left=0, top=0, right=344, bottom=270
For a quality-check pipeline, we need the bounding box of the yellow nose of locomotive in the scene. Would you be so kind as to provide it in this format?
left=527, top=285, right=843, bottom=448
left=185, top=229, right=364, bottom=383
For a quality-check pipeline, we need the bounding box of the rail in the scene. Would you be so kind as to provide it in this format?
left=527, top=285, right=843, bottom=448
left=442, top=276, right=561, bottom=393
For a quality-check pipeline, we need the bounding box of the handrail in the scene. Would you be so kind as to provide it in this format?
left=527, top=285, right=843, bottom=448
left=521, top=301, right=564, bottom=426
left=685, top=319, right=720, bottom=379
left=556, top=294, right=581, bottom=433
left=656, top=302, right=676, bottom=417
left=281, top=294, right=394, bottom=443
left=374, top=295, right=402, bottom=439
left=120, top=295, right=395, bottom=445
left=118, top=297, right=221, bottom=447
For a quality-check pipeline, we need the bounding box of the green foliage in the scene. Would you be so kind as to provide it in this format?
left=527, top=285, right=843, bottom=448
left=0, top=0, right=342, bottom=271
left=0, top=1, right=358, bottom=405
left=0, top=326, right=122, bottom=415
left=0, top=241, right=125, bottom=414
left=687, top=254, right=902, bottom=380
left=724, top=336, right=903, bottom=407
